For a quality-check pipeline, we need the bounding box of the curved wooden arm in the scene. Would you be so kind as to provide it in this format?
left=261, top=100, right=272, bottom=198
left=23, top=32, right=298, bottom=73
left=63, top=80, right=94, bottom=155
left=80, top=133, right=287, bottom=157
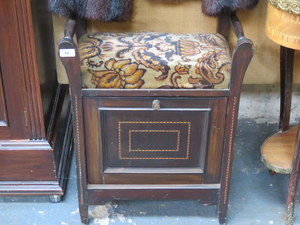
left=217, top=13, right=246, bottom=41
left=231, top=38, right=254, bottom=85
left=228, top=13, right=254, bottom=88
left=57, top=18, right=88, bottom=224
left=230, top=13, right=245, bottom=40
left=58, top=23, right=81, bottom=92
left=64, top=17, right=76, bottom=40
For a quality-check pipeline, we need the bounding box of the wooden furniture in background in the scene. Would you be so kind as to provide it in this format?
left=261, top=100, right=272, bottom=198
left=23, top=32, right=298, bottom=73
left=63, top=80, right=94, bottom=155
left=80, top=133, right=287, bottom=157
left=0, top=0, right=73, bottom=201
left=261, top=1, right=300, bottom=224
left=58, top=6, right=254, bottom=225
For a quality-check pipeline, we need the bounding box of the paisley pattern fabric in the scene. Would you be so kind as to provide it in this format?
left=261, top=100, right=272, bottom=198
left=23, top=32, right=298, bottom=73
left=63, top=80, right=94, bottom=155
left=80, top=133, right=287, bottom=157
left=269, top=0, right=300, bottom=15
left=78, top=32, right=231, bottom=89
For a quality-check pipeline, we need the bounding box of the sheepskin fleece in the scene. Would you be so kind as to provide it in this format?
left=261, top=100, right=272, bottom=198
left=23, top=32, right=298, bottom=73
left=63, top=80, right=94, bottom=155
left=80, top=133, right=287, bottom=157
left=48, top=0, right=259, bottom=21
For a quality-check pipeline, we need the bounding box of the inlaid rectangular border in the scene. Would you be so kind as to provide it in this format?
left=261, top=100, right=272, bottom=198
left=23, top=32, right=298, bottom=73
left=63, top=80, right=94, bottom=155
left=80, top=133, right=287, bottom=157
left=118, top=121, right=191, bottom=160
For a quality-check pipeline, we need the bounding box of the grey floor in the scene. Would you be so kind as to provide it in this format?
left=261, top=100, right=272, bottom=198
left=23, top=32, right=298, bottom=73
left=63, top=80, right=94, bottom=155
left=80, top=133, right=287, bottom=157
left=0, top=119, right=300, bottom=225
left=1, top=118, right=299, bottom=225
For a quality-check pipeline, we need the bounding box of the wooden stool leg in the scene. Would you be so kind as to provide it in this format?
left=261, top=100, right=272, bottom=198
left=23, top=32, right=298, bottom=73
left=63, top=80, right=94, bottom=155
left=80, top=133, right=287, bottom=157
left=279, top=46, right=294, bottom=132
left=79, top=204, right=89, bottom=225
left=286, top=124, right=300, bottom=225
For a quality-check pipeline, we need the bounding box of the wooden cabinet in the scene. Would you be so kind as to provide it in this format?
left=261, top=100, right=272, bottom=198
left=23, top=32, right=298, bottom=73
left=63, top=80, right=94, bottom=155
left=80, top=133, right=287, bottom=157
left=0, top=0, right=72, bottom=199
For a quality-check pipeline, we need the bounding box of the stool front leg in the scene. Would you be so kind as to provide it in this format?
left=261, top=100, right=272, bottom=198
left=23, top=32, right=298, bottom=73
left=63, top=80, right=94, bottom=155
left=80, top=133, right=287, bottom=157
left=218, top=13, right=254, bottom=224
left=58, top=18, right=89, bottom=225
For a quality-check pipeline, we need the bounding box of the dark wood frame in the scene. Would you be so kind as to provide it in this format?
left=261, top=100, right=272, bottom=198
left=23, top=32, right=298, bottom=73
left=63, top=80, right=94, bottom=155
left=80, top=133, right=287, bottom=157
left=58, top=12, right=254, bottom=224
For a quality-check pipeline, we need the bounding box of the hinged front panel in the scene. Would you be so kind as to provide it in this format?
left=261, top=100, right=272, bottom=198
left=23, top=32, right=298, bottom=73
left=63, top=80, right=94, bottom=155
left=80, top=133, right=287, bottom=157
left=101, top=109, right=209, bottom=172
left=84, top=97, right=227, bottom=185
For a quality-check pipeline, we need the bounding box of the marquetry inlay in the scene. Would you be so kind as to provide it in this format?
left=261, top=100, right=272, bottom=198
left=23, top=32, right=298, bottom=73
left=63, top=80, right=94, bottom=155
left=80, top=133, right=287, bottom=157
left=118, top=121, right=191, bottom=160
left=266, top=2, right=300, bottom=50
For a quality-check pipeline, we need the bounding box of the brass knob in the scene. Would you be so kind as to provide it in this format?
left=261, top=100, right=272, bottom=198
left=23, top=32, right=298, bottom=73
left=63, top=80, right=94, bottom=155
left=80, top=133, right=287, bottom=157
left=152, top=99, right=160, bottom=110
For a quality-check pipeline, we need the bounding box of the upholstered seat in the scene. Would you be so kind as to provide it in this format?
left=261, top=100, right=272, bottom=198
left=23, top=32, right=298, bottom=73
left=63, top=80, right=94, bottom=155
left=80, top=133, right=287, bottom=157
left=79, top=32, right=231, bottom=89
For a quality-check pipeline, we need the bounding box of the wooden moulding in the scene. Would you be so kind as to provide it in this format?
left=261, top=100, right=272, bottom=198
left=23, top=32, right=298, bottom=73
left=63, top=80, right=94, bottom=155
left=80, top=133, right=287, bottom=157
left=261, top=126, right=298, bottom=174
left=265, top=2, right=300, bottom=50
left=0, top=140, right=62, bottom=195
left=87, top=185, right=219, bottom=205
left=0, top=84, right=73, bottom=197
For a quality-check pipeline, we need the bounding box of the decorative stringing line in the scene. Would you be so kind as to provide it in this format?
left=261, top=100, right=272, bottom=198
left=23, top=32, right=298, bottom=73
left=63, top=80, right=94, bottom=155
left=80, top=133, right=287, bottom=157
left=223, top=96, right=237, bottom=205
left=118, top=121, right=191, bottom=160
left=119, top=121, right=191, bottom=124
left=118, top=122, right=122, bottom=160
left=186, top=122, right=191, bottom=159
left=74, top=95, right=84, bottom=204
left=128, top=130, right=180, bottom=152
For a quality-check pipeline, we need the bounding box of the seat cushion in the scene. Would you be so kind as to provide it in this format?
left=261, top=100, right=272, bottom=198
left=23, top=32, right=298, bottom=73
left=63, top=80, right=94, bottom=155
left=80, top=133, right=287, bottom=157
left=78, top=32, right=231, bottom=89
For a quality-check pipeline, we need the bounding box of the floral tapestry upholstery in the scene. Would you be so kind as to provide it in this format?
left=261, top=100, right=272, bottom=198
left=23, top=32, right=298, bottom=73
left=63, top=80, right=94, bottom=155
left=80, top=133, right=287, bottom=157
left=78, top=32, right=231, bottom=89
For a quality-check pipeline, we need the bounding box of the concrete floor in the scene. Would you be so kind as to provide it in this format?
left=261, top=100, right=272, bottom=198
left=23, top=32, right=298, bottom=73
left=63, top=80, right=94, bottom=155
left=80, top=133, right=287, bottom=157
left=1, top=85, right=300, bottom=225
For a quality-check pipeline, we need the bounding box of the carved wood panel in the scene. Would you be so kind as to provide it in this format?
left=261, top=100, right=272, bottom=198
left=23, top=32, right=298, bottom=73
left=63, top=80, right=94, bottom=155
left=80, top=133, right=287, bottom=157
left=0, top=0, right=45, bottom=140
left=0, top=0, right=30, bottom=139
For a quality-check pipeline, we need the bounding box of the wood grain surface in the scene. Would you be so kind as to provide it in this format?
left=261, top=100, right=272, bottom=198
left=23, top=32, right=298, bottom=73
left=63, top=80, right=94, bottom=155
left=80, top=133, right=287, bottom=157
left=266, top=2, right=300, bottom=50
left=261, top=126, right=298, bottom=173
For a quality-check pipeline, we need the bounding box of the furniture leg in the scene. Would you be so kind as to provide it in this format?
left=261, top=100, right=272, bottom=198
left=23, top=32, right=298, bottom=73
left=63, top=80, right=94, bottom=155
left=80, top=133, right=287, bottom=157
left=279, top=46, right=294, bottom=132
left=286, top=123, right=300, bottom=225
left=58, top=24, right=90, bottom=224
left=218, top=30, right=254, bottom=224
left=219, top=95, right=240, bottom=225
left=79, top=203, right=89, bottom=225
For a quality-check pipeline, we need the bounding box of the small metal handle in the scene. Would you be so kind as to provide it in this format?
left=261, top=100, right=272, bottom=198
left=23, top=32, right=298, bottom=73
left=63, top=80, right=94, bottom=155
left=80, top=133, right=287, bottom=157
left=152, top=99, right=160, bottom=110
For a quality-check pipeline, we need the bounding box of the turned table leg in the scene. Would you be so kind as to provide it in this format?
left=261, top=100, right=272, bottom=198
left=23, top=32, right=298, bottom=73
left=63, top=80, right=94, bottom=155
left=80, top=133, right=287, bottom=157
left=286, top=124, right=300, bottom=225
left=279, top=46, right=294, bottom=132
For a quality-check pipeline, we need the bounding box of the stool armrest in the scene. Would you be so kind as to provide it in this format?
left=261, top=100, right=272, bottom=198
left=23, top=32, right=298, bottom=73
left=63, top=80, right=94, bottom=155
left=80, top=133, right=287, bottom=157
left=229, top=13, right=254, bottom=90
left=64, top=17, right=76, bottom=40
left=230, top=37, right=254, bottom=93
left=230, top=13, right=244, bottom=39
left=58, top=18, right=81, bottom=92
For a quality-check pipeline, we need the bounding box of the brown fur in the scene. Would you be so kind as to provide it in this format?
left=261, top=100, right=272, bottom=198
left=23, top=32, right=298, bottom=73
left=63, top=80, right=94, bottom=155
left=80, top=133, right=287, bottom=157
left=85, top=0, right=110, bottom=20
left=49, top=0, right=259, bottom=21
left=201, top=0, right=259, bottom=16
